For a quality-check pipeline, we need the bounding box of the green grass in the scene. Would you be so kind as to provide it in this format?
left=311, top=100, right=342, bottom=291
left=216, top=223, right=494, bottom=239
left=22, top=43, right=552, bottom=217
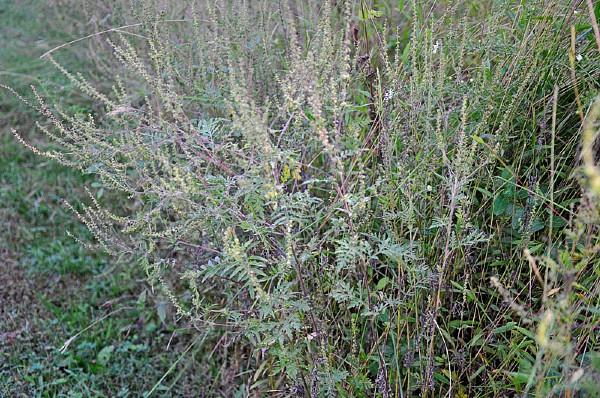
left=0, top=1, right=205, bottom=396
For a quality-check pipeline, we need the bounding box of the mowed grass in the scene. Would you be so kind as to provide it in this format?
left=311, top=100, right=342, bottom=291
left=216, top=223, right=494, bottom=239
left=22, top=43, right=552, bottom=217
left=0, top=1, right=202, bottom=396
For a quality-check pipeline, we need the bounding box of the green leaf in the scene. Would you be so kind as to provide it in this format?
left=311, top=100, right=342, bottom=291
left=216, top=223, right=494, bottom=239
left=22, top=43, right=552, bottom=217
left=492, top=196, right=508, bottom=216
left=368, top=9, right=383, bottom=19
left=551, top=215, right=567, bottom=228
left=591, top=352, right=600, bottom=371
left=476, top=187, right=493, bottom=198
left=97, top=345, right=115, bottom=366
left=156, top=301, right=168, bottom=324
left=529, top=218, right=545, bottom=233
left=493, top=322, right=516, bottom=334
left=511, top=326, right=534, bottom=340
left=375, top=277, right=389, bottom=291
left=512, top=207, right=525, bottom=230
left=509, top=372, right=530, bottom=390
left=472, top=135, right=485, bottom=144
left=559, top=250, right=572, bottom=268
left=468, top=331, right=484, bottom=347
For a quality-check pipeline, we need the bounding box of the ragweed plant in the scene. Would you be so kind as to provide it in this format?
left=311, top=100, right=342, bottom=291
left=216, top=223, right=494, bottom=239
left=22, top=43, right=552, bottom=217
left=7, top=0, right=600, bottom=396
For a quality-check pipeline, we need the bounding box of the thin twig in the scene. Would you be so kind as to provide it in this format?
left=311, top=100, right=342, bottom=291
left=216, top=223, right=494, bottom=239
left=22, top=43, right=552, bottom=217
left=586, top=0, right=600, bottom=52
left=40, top=19, right=206, bottom=59
left=59, top=306, right=134, bottom=353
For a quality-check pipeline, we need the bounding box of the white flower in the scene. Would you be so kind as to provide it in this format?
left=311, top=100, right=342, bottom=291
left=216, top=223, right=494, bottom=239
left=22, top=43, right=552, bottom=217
left=576, top=54, right=583, bottom=62
left=432, top=40, right=440, bottom=54
left=384, top=89, right=395, bottom=102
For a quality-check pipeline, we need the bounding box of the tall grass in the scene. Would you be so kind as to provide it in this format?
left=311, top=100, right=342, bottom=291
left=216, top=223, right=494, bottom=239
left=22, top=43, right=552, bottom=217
left=6, top=0, right=600, bottom=396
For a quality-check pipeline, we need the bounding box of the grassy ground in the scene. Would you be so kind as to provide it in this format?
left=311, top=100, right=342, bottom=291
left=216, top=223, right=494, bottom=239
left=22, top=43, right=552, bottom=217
left=0, top=2, right=203, bottom=396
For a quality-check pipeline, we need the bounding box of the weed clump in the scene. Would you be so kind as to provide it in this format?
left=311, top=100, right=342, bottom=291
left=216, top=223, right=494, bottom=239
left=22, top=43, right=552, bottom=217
left=8, top=0, right=600, bottom=396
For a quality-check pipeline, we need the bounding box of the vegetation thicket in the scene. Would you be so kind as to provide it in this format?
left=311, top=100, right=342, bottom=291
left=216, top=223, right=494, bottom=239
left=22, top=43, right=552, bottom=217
left=4, top=0, right=600, bottom=396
